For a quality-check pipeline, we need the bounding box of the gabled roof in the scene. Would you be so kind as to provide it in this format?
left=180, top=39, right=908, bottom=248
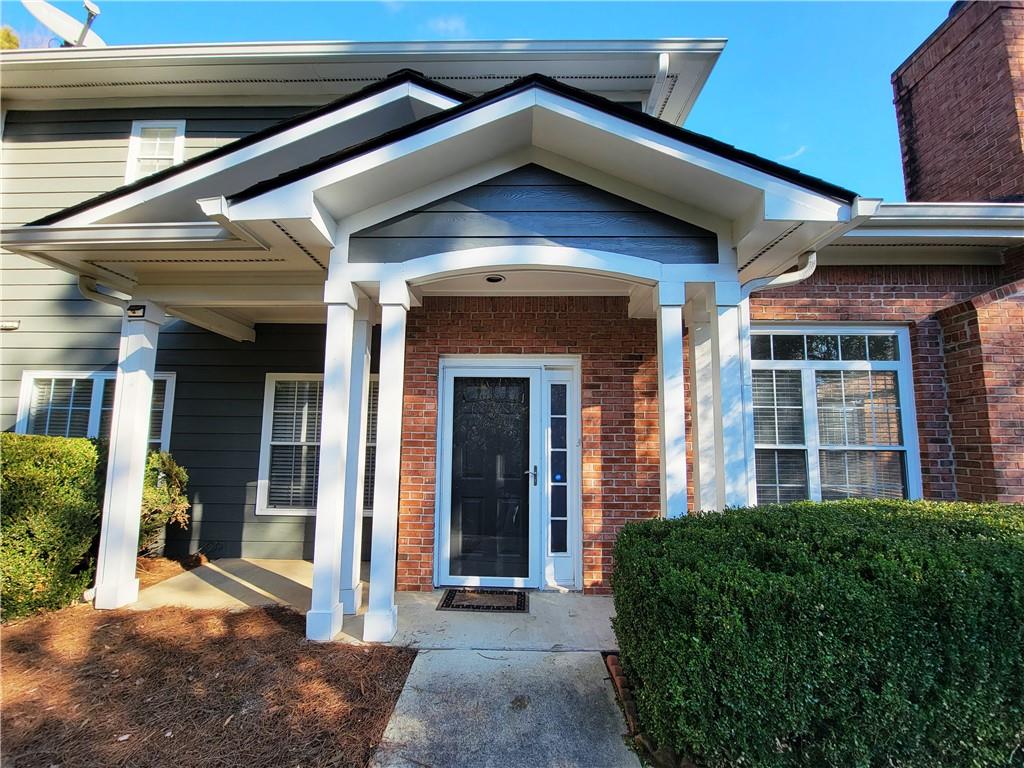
left=30, top=69, right=469, bottom=226
left=231, top=73, right=858, bottom=206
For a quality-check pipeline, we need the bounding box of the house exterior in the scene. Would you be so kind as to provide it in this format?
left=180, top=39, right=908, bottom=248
left=2, top=8, right=1022, bottom=643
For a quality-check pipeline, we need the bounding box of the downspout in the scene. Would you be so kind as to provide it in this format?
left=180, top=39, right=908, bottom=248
left=78, top=275, right=130, bottom=310
left=735, top=250, right=818, bottom=504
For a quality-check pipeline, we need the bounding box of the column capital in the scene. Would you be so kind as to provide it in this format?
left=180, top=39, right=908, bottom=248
left=655, top=281, right=686, bottom=307
left=713, top=280, right=742, bottom=307
left=324, top=280, right=362, bottom=310
left=379, top=279, right=416, bottom=310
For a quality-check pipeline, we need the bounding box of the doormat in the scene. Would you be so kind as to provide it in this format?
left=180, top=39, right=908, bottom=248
left=437, top=588, right=529, bottom=613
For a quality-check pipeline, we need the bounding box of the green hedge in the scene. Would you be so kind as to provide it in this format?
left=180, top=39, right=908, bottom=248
left=1, top=433, right=101, bottom=621
left=612, top=500, right=1024, bottom=768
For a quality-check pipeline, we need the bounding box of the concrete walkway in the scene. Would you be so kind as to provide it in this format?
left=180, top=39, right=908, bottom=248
left=371, top=649, right=639, bottom=768
left=135, top=559, right=636, bottom=767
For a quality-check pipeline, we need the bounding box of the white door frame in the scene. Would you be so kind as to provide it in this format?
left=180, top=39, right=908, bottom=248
left=434, top=355, right=582, bottom=590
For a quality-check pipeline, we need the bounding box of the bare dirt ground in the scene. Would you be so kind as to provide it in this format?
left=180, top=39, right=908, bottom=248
left=2, top=605, right=415, bottom=768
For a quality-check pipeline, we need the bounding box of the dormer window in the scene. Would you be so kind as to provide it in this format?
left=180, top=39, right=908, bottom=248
left=125, top=120, right=186, bottom=183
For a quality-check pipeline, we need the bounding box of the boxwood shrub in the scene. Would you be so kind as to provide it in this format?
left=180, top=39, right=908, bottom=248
left=1, top=433, right=101, bottom=621
left=612, top=500, right=1024, bottom=768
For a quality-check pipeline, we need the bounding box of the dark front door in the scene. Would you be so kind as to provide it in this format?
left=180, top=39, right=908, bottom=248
left=449, top=376, right=531, bottom=578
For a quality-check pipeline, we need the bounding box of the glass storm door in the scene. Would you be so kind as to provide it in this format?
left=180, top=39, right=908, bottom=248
left=440, top=369, right=541, bottom=587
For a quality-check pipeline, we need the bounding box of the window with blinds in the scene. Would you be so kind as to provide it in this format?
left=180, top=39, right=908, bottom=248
left=362, top=377, right=379, bottom=513
left=752, top=370, right=808, bottom=503
left=257, top=374, right=381, bottom=517
left=20, top=372, right=174, bottom=451
left=750, top=329, right=917, bottom=503
left=266, top=379, right=323, bottom=511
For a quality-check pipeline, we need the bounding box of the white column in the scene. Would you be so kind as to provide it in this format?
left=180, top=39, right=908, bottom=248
left=656, top=283, right=688, bottom=519
left=307, top=290, right=359, bottom=642
left=711, top=282, right=750, bottom=508
left=340, top=300, right=371, bottom=614
left=94, top=301, right=165, bottom=609
left=737, top=298, right=758, bottom=504
left=685, top=288, right=718, bottom=511
left=364, top=281, right=409, bottom=642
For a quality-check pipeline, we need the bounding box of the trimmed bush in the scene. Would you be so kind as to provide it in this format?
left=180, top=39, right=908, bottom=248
left=139, top=451, right=190, bottom=555
left=1, top=434, right=101, bottom=621
left=612, top=500, right=1024, bottom=768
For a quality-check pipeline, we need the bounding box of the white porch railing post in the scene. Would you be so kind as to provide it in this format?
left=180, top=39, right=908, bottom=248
left=685, top=287, right=718, bottom=511
left=340, top=299, right=371, bottom=614
left=711, top=281, right=750, bottom=508
left=364, top=280, right=410, bottom=642
left=656, top=282, right=688, bottom=519
left=94, top=301, right=166, bottom=609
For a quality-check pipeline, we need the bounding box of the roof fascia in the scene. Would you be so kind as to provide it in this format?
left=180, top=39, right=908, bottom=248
left=31, top=72, right=465, bottom=228
left=230, top=73, right=856, bottom=219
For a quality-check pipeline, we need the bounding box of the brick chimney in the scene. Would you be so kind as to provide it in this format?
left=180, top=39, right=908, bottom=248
left=892, top=1, right=1024, bottom=202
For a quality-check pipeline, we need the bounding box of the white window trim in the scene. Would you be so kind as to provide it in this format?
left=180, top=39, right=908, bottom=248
left=749, top=325, right=923, bottom=501
left=15, top=370, right=176, bottom=451
left=256, top=373, right=324, bottom=517
left=125, top=119, right=186, bottom=184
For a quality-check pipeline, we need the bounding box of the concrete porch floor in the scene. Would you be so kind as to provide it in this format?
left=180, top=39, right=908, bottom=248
left=132, top=558, right=619, bottom=650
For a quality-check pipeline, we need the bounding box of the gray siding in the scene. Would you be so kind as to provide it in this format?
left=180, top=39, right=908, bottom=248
left=1, top=106, right=305, bottom=227
left=1, top=105, right=310, bottom=429
left=159, top=323, right=326, bottom=560
left=350, top=165, right=718, bottom=263
left=1, top=106, right=316, bottom=560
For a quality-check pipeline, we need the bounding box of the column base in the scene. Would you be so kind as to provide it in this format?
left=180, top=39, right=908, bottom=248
left=306, top=603, right=345, bottom=642
left=341, top=581, right=364, bottom=615
left=93, top=577, right=140, bottom=610
left=363, top=605, right=399, bottom=642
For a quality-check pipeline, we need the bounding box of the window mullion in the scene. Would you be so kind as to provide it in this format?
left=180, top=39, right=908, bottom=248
left=87, top=377, right=104, bottom=438
left=802, top=368, right=823, bottom=501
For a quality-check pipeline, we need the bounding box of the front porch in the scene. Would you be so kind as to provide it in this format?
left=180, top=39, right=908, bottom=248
left=133, top=557, right=617, bottom=651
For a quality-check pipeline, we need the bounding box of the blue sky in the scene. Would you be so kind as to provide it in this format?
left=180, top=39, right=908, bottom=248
left=0, top=1, right=952, bottom=201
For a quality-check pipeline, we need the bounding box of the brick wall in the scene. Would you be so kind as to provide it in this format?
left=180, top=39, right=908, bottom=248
left=393, top=266, right=1018, bottom=592
left=892, top=1, right=1024, bottom=202
left=749, top=264, right=1004, bottom=499
left=938, top=279, right=1024, bottom=501
left=396, top=296, right=664, bottom=593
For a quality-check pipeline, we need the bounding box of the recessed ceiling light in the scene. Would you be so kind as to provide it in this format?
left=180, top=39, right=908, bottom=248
left=484, top=274, right=505, bottom=284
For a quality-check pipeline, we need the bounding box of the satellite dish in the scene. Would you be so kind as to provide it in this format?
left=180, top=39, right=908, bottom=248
left=21, top=0, right=106, bottom=47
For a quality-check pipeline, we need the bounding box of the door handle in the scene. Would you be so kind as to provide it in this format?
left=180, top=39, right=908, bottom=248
left=524, top=465, right=537, bottom=486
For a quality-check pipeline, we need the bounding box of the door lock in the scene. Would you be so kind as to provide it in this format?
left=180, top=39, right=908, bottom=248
left=524, top=465, right=538, bottom=486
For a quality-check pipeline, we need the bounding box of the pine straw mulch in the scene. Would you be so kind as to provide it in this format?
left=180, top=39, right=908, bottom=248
left=136, top=553, right=209, bottom=590
left=1, top=604, right=416, bottom=768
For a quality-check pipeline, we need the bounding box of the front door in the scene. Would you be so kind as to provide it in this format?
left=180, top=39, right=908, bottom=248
left=439, top=367, right=542, bottom=587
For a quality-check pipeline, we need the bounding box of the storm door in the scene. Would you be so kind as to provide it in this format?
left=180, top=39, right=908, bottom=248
left=438, top=368, right=541, bottom=587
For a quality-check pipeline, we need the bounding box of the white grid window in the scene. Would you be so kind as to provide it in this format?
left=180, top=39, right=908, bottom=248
left=125, top=120, right=186, bottom=183
left=17, top=371, right=175, bottom=451
left=750, top=328, right=921, bottom=503
left=548, top=382, right=569, bottom=554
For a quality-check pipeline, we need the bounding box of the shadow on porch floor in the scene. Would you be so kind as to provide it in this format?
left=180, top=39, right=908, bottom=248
left=132, top=558, right=618, bottom=651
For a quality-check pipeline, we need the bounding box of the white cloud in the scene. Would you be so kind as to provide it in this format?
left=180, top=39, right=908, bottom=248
left=426, top=15, right=469, bottom=38
left=380, top=0, right=404, bottom=14
left=777, top=145, right=808, bottom=163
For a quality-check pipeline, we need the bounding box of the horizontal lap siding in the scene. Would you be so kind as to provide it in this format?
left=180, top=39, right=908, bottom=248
left=159, top=323, right=326, bottom=560
left=350, top=164, right=718, bottom=264
left=0, top=106, right=307, bottom=429
left=2, top=107, right=315, bottom=560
